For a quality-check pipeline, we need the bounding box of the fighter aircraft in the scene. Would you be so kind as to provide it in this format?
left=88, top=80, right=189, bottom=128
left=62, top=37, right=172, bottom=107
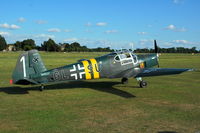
left=11, top=40, right=193, bottom=91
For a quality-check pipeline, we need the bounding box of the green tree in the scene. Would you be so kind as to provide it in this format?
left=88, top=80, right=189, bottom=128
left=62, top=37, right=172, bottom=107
left=191, top=47, right=198, bottom=53
left=41, top=38, right=59, bottom=51
left=0, top=35, right=7, bottom=51
left=21, top=39, right=36, bottom=51
left=14, top=41, right=22, bottom=51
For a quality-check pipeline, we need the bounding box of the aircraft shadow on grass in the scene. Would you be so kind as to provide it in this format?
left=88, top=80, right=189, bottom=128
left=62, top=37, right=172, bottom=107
left=157, top=131, right=178, bottom=133
left=0, top=81, right=136, bottom=98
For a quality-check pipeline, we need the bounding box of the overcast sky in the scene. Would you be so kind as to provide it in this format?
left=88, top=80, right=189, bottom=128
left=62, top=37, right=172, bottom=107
left=0, top=0, right=200, bottom=49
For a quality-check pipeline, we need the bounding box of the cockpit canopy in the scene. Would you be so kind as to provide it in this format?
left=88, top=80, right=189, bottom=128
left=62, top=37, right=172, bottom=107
left=113, top=50, right=138, bottom=64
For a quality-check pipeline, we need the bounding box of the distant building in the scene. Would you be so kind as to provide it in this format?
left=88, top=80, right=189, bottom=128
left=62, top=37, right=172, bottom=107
left=7, top=44, right=16, bottom=51
left=60, top=44, right=66, bottom=51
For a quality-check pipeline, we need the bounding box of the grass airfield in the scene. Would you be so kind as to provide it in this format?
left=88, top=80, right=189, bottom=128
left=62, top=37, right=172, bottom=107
left=0, top=51, right=200, bottom=133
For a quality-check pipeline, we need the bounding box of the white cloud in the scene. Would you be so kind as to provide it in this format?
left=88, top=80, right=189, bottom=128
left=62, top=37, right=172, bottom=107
left=18, top=17, right=26, bottom=22
left=172, top=40, right=199, bottom=45
left=173, top=0, right=183, bottom=4
left=96, top=22, right=107, bottom=26
left=138, top=32, right=147, bottom=35
left=36, top=20, right=47, bottom=24
left=0, top=31, right=10, bottom=36
left=166, top=24, right=176, bottom=30
left=47, top=28, right=61, bottom=32
left=173, top=0, right=179, bottom=3
left=0, top=23, right=20, bottom=30
left=76, top=38, right=129, bottom=49
left=0, top=23, right=9, bottom=29
left=138, top=39, right=154, bottom=48
left=85, top=22, right=92, bottom=27
left=64, top=38, right=78, bottom=42
left=105, top=30, right=118, bottom=34
left=33, top=34, right=55, bottom=44
left=171, top=40, right=200, bottom=49
left=64, top=29, right=71, bottom=32
left=176, top=27, right=186, bottom=32
left=1, top=33, right=55, bottom=45
left=165, top=24, right=186, bottom=32
left=136, top=39, right=200, bottom=49
left=34, top=34, right=55, bottom=39
left=10, top=24, right=20, bottom=29
left=161, top=41, right=173, bottom=47
left=173, top=40, right=188, bottom=44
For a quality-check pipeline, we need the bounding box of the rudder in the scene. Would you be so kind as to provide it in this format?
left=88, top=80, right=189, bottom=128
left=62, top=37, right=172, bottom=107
left=12, top=50, right=46, bottom=85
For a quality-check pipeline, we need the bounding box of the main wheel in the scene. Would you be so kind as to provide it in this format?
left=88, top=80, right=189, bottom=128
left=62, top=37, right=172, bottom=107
left=139, top=81, right=147, bottom=88
left=121, top=77, right=128, bottom=84
left=39, top=85, right=44, bottom=91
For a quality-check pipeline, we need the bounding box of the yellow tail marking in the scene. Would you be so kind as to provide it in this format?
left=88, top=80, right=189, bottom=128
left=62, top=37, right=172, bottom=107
left=90, top=59, right=100, bottom=79
left=82, top=60, right=92, bottom=80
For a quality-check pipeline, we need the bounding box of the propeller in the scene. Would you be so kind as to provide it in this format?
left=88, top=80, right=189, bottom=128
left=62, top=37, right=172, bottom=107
left=154, top=40, right=158, bottom=54
left=154, top=40, right=160, bottom=68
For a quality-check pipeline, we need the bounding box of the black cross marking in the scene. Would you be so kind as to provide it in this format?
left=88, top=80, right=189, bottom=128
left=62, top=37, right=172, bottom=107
left=32, top=57, right=39, bottom=63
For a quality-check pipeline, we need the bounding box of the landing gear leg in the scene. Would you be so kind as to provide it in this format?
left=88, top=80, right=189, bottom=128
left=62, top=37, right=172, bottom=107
left=136, top=77, right=147, bottom=88
left=121, top=77, right=128, bottom=84
left=39, top=84, right=44, bottom=91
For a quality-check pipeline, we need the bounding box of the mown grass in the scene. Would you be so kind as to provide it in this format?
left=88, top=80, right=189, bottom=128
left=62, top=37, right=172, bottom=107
left=0, top=52, right=200, bottom=133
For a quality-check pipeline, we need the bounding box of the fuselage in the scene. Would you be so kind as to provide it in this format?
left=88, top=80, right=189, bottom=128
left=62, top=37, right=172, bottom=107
left=31, top=51, right=159, bottom=84
left=12, top=42, right=192, bottom=88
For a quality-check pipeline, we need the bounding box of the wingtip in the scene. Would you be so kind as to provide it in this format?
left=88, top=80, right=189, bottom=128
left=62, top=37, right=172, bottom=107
left=187, top=68, right=200, bottom=72
left=192, top=69, right=200, bottom=72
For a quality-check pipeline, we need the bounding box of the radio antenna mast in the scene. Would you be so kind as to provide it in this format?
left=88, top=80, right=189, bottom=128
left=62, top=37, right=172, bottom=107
left=129, top=42, right=134, bottom=52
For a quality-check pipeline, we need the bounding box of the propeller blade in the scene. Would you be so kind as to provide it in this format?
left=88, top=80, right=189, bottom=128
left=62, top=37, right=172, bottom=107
left=154, top=40, right=160, bottom=68
left=154, top=40, right=158, bottom=53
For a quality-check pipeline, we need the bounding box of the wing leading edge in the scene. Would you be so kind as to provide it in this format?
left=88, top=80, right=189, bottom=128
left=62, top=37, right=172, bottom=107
left=135, top=68, right=193, bottom=77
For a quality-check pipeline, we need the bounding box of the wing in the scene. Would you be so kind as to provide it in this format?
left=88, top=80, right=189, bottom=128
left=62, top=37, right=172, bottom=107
left=135, top=68, right=193, bottom=77
left=77, top=59, right=87, bottom=62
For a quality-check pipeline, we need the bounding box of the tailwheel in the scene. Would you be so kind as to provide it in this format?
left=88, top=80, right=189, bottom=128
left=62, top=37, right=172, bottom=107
left=121, top=77, right=128, bottom=84
left=39, top=84, right=44, bottom=91
left=139, top=81, right=147, bottom=88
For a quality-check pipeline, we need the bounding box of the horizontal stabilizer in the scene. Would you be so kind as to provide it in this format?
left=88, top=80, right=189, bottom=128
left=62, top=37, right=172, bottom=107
left=14, top=78, right=39, bottom=85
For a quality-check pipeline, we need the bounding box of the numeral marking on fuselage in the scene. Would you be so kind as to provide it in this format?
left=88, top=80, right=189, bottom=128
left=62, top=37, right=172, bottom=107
left=20, top=56, right=26, bottom=77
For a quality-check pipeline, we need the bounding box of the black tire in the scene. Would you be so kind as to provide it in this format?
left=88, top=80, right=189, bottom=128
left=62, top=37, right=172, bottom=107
left=39, top=85, right=44, bottom=91
left=139, top=81, right=147, bottom=88
left=121, top=77, right=128, bottom=84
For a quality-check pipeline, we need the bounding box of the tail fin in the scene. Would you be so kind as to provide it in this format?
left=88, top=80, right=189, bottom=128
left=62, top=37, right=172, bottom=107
left=12, top=50, right=47, bottom=85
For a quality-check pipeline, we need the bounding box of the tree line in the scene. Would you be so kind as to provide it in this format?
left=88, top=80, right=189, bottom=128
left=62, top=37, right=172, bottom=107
left=0, top=35, right=114, bottom=52
left=134, top=47, right=199, bottom=53
left=0, top=35, right=200, bottom=53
